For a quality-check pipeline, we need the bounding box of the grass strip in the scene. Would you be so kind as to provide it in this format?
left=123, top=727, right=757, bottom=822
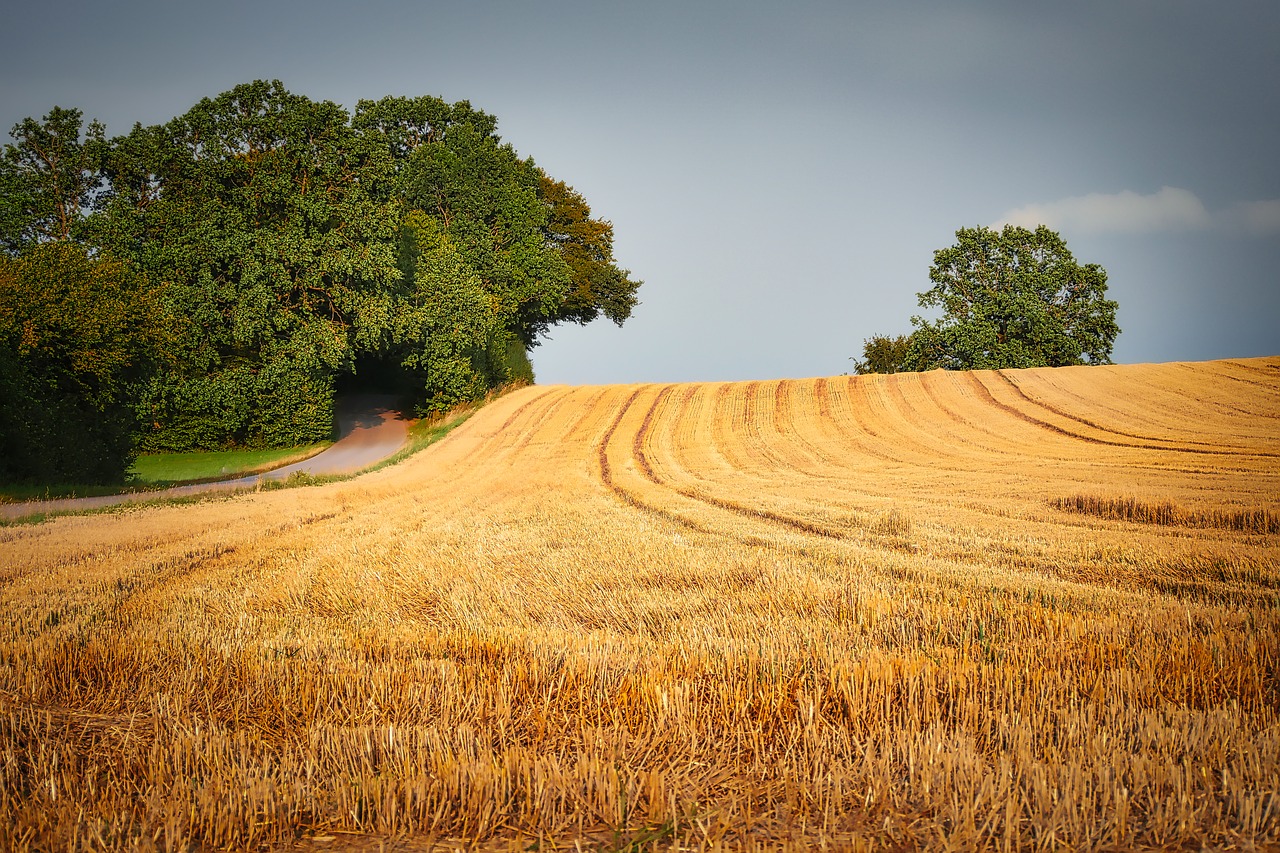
left=0, top=391, right=499, bottom=526
left=1, top=445, right=331, bottom=503
left=129, top=444, right=330, bottom=484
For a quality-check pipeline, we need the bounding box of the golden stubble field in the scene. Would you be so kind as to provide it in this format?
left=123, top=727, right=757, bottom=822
left=2, top=358, right=1278, bottom=851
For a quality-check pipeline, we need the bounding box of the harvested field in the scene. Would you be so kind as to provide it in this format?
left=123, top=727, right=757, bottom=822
left=2, top=358, right=1278, bottom=851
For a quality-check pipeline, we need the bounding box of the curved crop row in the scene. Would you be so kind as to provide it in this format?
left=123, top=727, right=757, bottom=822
left=1, top=358, right=1277, bottom=851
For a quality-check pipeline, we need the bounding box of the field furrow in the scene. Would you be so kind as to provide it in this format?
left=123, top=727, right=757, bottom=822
left=3, top=358, right=1279, bottom=851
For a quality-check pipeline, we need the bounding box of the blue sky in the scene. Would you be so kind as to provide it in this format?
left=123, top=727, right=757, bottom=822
left=3, top=1, right=1277, bottom=383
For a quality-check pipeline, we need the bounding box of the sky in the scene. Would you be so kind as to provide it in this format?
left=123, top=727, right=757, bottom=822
left=2, top=0, right=1277, bottom=384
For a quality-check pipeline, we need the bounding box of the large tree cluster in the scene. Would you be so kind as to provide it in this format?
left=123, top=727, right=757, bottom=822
left=0, top=82, right=640, bottom=480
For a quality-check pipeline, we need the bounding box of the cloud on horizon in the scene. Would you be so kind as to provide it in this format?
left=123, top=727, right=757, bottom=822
left=992, top=187, right=1280, bottom=237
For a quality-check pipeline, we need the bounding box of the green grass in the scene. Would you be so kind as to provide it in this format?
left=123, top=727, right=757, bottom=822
left=0, top=481, right=147, bottom=504
left=1, top=390, right=502, bottom=525
left=0, top=444, right=329, bottom=504
left=130, top=444, right=329, bottom=484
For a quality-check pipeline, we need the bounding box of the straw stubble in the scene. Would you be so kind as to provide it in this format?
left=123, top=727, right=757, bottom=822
left=2, top=357, right=1278, bottom=850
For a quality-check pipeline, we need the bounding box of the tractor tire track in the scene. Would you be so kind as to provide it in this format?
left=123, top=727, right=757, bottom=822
left=994, top=371, right=1271, bottom=455
left=966, top=373, right=1275, bottom=459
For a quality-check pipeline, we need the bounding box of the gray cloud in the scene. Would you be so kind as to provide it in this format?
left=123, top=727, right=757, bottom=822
left=994, top=188, right=1280, bottom=237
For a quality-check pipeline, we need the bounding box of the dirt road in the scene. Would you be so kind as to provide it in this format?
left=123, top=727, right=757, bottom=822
left=0, top=395, right=409, bottom=520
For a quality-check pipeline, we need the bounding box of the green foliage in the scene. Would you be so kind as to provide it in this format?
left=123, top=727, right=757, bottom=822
left=906, top=225, right=1119, bottom=371
left=499, top=339, right=536, bottom=386
left=852, top=333, right=915, bottom=375
left=0, top=107, right=107, bottom=252
left=351, top=95, right=625, bottom=407
left=400, top=118, right=570, bottom=346
left=0, top=243, right=169, bottom=483
left=1, top=82, right=641, bottom=459
left=95, top=81, right=403, bottom=450
left=539, top=174, right=641, bottom=325
left=395, top=211, right=496, bottom=413
left=352, top=94, right=495, bottom=169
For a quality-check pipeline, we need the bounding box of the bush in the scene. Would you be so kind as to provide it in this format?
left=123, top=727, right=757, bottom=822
left=0, top=244, right=168, bottom=484
left=138, top=361, right=335, bottom=452
left=852, top=334, right=914, bottom=374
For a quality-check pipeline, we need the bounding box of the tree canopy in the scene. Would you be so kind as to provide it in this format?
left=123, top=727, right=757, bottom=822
left=0, top=82, right=642, bottom=473
left=0, top=107, right=106, bottom=252
left=0, top=243, right=170, bottom=482
left=855, top=225, right=1119, bottom=374
left=851, top=333, right=913, bottom=375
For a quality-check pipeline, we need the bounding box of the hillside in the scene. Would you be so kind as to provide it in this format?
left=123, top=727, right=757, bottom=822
left=2, top=358, right=1278, bottom=850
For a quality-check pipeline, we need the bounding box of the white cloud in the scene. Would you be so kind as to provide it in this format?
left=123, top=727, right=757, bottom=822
left=991, top=187, right=1212, bottom=235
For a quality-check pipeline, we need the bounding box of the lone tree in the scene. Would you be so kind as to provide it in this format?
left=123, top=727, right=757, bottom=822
left=855, top=225, right=1120, bottom=374
left=905, top=225, right=1119, bottom=371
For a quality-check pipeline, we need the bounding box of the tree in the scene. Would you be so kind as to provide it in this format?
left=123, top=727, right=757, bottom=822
left=393, top=211, right=499, bottom=412
left=399, top=117, right=570, bottom=347
left=905, top=225, right=1119, bottom=371
left=95, top=81, right=403, bottom=450
left=351, top=94, right=489, bottom=178
left=539, top=174, right=641, bottom=326
left=852, top=333, right=914, bottom=375
left=0, top=243, right=169, bottom=483
left=0, top=107, right=106, bottom=252
left=1, top=83, right=643, bottom=457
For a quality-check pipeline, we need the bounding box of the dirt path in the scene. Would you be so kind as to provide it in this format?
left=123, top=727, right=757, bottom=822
left=0, top=395, right=409, bottom=520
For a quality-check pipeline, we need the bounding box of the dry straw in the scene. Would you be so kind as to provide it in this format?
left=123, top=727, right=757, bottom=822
left=2, top=358, right=1278, bottom=850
